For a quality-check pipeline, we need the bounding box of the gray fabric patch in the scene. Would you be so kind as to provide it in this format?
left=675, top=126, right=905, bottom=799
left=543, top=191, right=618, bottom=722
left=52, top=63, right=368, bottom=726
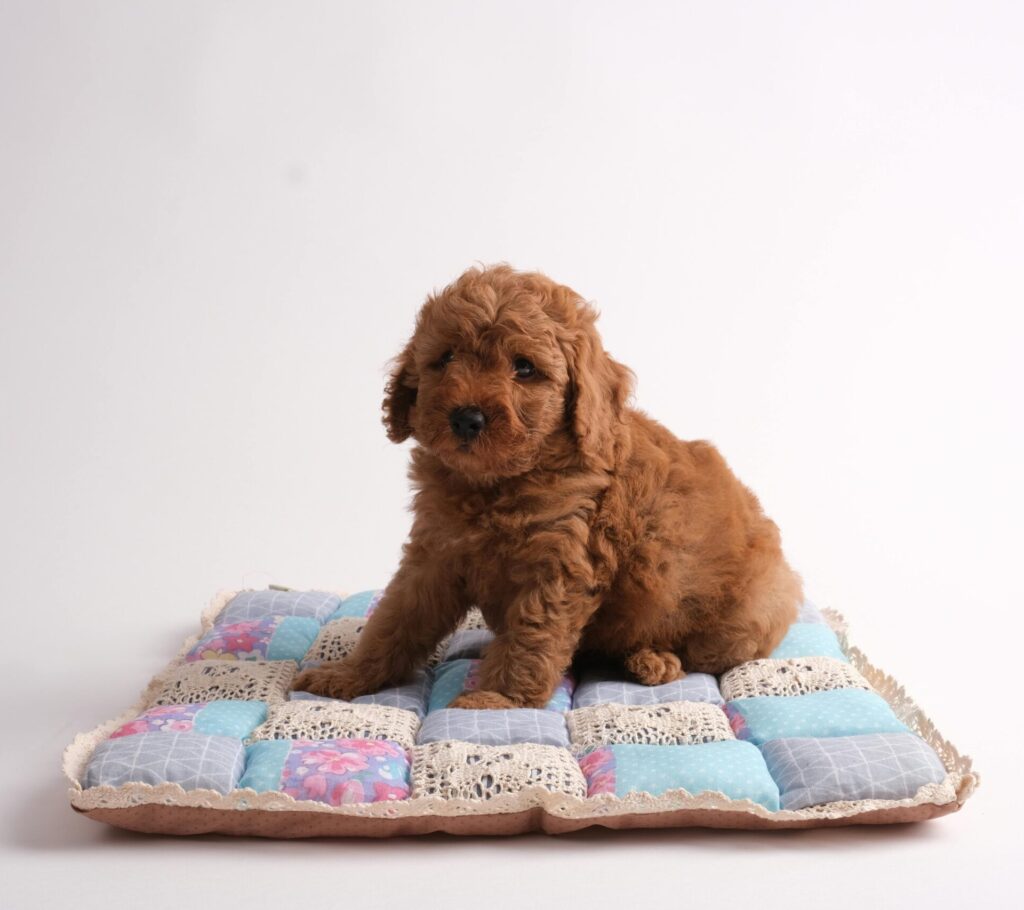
left=761, top=732, right=947, bottom=810
left=572, top=671, right=724, bottom=708
left=219, top=589, right=340, bottom=624
left=416, top=708, right=570, bottom=748
left=83, top=732, right=244, bottom=793
left=442, top=629, right=495, bottom=662
left=289, top=668, right=432, bottom=718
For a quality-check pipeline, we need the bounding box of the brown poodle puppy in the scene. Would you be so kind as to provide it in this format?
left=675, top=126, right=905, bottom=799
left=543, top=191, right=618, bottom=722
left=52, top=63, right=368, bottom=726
left=293, top=265, right=802, bottom=708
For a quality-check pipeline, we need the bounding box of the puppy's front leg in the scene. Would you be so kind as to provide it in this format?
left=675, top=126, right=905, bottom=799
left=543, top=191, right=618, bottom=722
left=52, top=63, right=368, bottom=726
left=450, top=582, right=599, bottom=710
left=293, top=557, right=466, bottom=700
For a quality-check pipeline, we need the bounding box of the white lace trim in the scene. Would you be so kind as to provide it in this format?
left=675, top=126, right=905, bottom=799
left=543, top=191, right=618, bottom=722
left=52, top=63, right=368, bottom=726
left=303, top=617, right=367, bottom=665
left=720, top=656, right=872, bottom=700
left=250, top=701, right=419, bottom=750
left=567, top=701, right=734, bottom=750
left=63, top=593, right=978, bottom=824
left=410, top=741, right=588, bottom=801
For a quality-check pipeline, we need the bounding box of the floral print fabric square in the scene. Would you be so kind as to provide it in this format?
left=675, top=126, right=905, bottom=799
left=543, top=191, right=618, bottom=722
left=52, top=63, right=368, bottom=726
left=110, top=701, right=267, bottom=739
left=240, top=738, right=411, bottom=805
left=186, top=616, right=320, bottom=662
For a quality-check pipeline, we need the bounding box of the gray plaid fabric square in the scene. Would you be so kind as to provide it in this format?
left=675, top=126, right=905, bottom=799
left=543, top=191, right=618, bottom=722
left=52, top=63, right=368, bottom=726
left=442, top=629, right=495, bottom=661
left=572, top=671, right=724, bottom=708
left=288, top=668, right=432, bottom=718
left=219, top=589, right=341, bottom=624
left=761, top=732, right=947, bottom=810
left=83, top=732, right=244, bottom=793
left=797, top=601, right=827, bottom=624
left=416, top=708, right=570, bottom=747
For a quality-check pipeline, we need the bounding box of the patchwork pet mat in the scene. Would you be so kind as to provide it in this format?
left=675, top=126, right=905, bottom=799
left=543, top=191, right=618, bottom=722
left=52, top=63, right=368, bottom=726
left=63, top=588, right=978, bottom=836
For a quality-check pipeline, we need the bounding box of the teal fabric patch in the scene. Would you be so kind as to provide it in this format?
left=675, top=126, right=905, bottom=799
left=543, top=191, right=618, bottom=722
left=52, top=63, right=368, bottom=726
left=239, top=739, right=292, bottom=792
left=580, top=741, right=780, bottom=810
left=267, top=616, right=321, bottom=661
left=771, top=623, right=848, bottom=661
left=726, top=690, right=909, bottom=744
left=428, top=659, right=573, bottom=713
left=193, top=700, right=268, bottom=738
left=427, top=660, right=475, bottom=712
left=328, top=590, right=383, bottom=620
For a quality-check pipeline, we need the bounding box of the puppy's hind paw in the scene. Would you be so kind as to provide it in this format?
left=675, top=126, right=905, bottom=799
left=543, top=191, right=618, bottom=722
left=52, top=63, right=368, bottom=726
left=625, top=648, right=685, bottom=686
left=449, top=690, right=521, bottom=710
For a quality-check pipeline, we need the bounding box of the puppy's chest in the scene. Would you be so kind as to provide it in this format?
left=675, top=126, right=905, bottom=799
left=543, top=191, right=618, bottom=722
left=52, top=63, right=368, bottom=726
left=445, top=502, right=536, bottom=554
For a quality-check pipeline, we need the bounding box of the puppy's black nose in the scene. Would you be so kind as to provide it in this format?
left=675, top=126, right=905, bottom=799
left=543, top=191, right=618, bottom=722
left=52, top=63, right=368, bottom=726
left=450, top=406, right=486, bottom=441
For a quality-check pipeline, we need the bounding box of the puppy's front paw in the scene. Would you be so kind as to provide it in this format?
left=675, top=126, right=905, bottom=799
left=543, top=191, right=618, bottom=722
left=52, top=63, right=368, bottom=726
left=292, top=664, right=363, bottom=700
left=625, top=648, right=685, bottom=686
left=449, top=690, right=521, bottom=710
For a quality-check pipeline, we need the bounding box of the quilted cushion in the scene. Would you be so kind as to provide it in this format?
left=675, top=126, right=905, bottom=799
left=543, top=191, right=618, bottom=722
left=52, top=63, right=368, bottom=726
left=725, top=690, right=909, bottom=744
left=442, top=628, right=495, bottom=661
left=218, top=589, right=341, bottom=624
left=719, top=657, right=872, bottom=700
left=111, top=701, right=267, bottom=739
left=578, top=741, right=781, bottom=810
left=761, top=733, right=947, bottom=810
left=573, top=670, right=724, bottom=708
left=84, top=732, right=245, bottom=793
left=417, top=708, right=570, bottom=747
left=567, top=701, right=734, bottom=749
left=427, top=659, right=574, bottom=713
left=289, top=668, right=432, bottom=717
left=67, top=590, right=973, bottom=837
left=186, top=616, right=320, bottom=662
left=326, top=589, right=384, bottom=620
left=250, top=702, right=419, bottom=750
left=240, top=738, right=410, bottom=805
left=411, top=741, right=587, bottom=800
left=151, top=660, right=295, bottom=706
left=770, top=623, right=849, bottom=661
left=301, top=617, right=367, bottom=667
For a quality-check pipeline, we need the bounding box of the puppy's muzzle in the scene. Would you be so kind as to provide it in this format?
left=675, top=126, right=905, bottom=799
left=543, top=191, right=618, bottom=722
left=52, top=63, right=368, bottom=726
left=450, top=406, right=486, bottom=442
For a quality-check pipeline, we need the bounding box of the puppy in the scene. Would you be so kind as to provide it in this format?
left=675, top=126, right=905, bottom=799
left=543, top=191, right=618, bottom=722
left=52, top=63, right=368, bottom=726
left=293, top=265, right=802, bottom=708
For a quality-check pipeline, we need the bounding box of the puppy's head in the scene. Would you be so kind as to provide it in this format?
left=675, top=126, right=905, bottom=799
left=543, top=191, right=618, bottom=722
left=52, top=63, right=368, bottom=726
left=383, top=264, right=632, bottom=481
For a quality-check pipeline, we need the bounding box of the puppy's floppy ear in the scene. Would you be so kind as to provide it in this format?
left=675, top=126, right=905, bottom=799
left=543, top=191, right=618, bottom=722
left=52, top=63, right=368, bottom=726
left=382, top=341, right=418, bottom=443
left=560, top=297, right=634, bottom=469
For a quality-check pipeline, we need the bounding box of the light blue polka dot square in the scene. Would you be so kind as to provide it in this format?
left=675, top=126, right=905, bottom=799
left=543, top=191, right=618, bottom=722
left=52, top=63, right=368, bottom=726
left=771, top=623, right=848, bottom=661
left=726, top=689, right=909, bottom=744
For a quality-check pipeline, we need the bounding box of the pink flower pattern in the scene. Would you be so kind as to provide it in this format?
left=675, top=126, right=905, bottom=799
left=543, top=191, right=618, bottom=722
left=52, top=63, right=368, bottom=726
left=723, top=704, right=750, bottom=740
left=185, top=618, right=279, bottom=661
left=280, top=739, right=410, bottom=806
left=579, top=747, right=617, bottom=796
left=110, top=704, right=203, bottom=738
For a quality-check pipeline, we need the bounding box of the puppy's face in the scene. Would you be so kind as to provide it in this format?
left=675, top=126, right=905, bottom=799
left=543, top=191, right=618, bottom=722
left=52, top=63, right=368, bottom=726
left=383, top=266, right=632, bottom=482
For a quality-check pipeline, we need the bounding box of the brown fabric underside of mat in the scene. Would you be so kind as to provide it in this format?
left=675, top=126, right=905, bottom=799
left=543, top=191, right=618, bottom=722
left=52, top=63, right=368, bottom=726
left=80, top=799, right=962, bottom=838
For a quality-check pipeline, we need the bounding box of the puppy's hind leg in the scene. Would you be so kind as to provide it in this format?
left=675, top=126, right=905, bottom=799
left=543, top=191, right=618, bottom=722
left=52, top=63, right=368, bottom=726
left=624, top=647, right=685, bottom=686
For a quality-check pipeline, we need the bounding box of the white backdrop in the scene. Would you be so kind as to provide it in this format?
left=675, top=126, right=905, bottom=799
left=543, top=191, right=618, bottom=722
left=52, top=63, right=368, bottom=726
left=1, top=2, right=1020, bottom=907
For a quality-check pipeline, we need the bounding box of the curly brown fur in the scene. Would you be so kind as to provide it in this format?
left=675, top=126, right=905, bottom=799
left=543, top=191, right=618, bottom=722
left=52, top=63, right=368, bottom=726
left=294, top=265, right=802, bottom=706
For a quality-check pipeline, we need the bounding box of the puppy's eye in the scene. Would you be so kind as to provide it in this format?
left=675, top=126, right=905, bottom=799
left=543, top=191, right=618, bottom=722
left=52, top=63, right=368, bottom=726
left=435, top=350, right=454, bottom=369
left=513, top=357, right=536, bottom=379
